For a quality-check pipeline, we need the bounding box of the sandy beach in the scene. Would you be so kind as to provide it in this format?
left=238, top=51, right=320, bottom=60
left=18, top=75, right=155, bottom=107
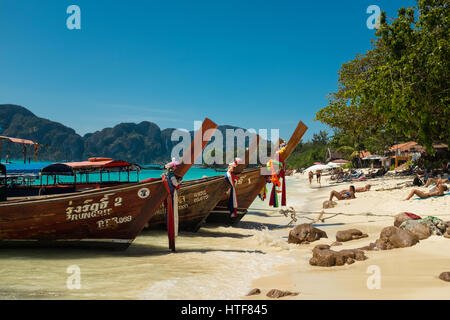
left=0, top=171, right=448, bottom=300
left=237, top=173, right=450, bottom=300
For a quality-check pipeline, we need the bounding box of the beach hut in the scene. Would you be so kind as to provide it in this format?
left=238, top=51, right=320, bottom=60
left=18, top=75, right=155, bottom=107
left=387, top=141, right=426, bottom=168
left=325, top=148, right=347, bottom=163
left=362, top=154, right=387, bottom=169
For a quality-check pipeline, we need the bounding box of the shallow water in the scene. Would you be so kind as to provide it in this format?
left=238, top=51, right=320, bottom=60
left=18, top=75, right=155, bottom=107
left=0, top=174, right=315, bottom=300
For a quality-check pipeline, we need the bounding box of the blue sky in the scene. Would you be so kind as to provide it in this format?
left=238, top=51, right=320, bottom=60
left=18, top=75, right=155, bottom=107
left=0, top=0, right=416, bottom=141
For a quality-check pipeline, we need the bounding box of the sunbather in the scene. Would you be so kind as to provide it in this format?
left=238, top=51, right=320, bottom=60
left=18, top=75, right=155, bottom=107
left=329, top=185, right=356, bottom=201
left=404, top=183, right=448, bottom=200
left=424, top=177, right=446, bottom=188
left=355, top=184, right=371, bottom=192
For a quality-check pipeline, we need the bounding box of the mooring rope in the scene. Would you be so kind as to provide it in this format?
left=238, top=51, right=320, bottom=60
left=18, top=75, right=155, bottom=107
left=247, top=205, right=449, bottom=229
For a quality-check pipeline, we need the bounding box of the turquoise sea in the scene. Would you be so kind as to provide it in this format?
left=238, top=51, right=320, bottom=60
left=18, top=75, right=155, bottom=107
left=2, top=160, right=223, bottom=185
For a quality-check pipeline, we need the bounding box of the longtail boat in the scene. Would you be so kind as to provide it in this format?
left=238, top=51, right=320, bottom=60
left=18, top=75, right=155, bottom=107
left=6, top=158, right=143, bottom=197
left=206, top=121, right=308, bottom=224
left=145, top=133, right=261, bottom=232
left=0, top=118, right=218, bottom=250
left=145, top=174, right=229, bottom=232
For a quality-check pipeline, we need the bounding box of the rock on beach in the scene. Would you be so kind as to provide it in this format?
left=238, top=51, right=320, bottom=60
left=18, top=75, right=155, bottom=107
left=266, top=289, right=299, bottom=298
left=309, top=244, right=367, bottom=267
left=374, top=226, right=419, bottom=250
left=288, top=223, right=328, bottom=245
left=336, top=229, right=368, bottom=242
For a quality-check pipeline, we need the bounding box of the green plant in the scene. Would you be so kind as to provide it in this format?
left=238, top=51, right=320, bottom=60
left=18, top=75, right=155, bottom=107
left=343, top=163, right=352, bottom=170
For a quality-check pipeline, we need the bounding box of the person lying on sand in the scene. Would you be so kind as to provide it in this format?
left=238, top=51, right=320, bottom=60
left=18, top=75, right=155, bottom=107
left=355, top=184, right=371, bottom=192
left=329, top=185, right=356, bottom=201
left=404, top=183, right=448, bottom=200
left=424, top=177, right=447, bottom=188
left=334, top=184, right=370, bottom=195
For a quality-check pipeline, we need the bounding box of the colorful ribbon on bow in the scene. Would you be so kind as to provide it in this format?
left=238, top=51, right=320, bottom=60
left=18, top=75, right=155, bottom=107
left=258, top=184, right=267, bottom=201
left=162, top=169, right=180, bottom=251
left=266, top=159, right=286, bottom=208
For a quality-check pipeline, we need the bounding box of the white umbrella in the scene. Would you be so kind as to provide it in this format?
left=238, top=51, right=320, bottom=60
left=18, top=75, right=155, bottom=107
left=304, top=164, right=330, bottom=172
left=326, top=162, right=340, bottom=168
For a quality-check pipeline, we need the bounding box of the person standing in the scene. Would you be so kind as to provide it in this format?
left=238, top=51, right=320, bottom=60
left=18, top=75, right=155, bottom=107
left=316, top=170, right=322, bottom=185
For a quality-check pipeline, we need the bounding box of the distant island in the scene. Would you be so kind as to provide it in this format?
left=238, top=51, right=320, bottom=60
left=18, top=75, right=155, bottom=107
left=0, top=104, right=250, bottom=164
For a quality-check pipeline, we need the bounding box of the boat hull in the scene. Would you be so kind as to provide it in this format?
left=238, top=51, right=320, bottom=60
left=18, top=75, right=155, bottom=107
left=0, top=180, right=167, bottom=250
left=206, top=168, right=267, bottom=225
left=145, top=175, right=229, bottom=232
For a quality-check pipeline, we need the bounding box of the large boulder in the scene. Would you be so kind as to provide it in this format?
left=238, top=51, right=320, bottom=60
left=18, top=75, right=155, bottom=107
left=421, top=216, right=448, bottom=235
left=309, top=244, right=367, bottom=267
left=336, top=229, right=369, bottom=242
left=400, top=216, right=447, bottom=237
left=374, top=226, right=419, bottom=250
left=399, top=220, right=431, bottom=240
left=288, top=224, right=328, bottom=244
left=394, top=212, right=421, bottom=227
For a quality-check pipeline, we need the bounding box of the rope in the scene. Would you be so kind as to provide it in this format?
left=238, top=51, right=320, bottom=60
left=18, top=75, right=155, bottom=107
left=248, top=206, right=449, bottom=228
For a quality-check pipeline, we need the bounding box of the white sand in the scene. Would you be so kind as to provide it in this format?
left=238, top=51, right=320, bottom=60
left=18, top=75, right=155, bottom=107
left=240, top=173, right=450, bottom=300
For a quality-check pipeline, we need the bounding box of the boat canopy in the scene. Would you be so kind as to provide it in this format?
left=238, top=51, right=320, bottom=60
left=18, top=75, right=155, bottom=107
left=0, top=136, right=36, bottom=145
left=40, top=163, right=76, bottom=176
left=40, top=158, right=141, bottom=176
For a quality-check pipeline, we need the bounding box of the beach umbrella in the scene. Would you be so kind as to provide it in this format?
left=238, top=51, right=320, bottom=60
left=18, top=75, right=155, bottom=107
left=326, top=162, right=340, bottom=168
left=304, top=164, right=329, bottom=172
left=332, top=159, right=350, bottom=164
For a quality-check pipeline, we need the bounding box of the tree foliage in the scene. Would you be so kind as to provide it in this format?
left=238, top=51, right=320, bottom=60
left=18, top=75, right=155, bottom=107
left=316, top=0, right=449, bottom=152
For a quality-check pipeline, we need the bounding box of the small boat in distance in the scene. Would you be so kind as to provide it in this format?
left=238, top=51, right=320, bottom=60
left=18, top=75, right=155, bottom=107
left=0, top=118, right=218, bottom=250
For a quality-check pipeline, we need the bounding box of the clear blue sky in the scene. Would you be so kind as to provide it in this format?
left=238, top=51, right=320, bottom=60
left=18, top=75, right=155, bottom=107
left=0, top=0, right=416, bottom=141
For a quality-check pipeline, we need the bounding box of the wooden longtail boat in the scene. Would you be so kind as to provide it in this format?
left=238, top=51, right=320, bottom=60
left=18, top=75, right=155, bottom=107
left=206, top=121, right=308, bottom=224
left=145, top=133, right=261, bottom=232
left=6, top=158, right=143, bottom=197
left=0, top=118, right=218, bottom=250
left=145, top=175, right=229, bottom=232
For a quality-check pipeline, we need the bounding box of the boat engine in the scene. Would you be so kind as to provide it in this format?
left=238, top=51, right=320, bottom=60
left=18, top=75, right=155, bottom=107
left=0, top=163, right=6, bottom=202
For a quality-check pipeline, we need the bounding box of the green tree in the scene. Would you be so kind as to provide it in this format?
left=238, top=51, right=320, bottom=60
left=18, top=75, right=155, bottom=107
left=315, top=0, right=449, bottom=152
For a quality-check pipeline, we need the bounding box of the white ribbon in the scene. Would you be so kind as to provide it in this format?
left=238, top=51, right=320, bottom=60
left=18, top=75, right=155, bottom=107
left=226, top=171, right=238, bottom=217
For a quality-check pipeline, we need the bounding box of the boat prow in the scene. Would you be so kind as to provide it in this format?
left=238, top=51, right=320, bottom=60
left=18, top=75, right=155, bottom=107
left=0, top=118, right=218, bottom=250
